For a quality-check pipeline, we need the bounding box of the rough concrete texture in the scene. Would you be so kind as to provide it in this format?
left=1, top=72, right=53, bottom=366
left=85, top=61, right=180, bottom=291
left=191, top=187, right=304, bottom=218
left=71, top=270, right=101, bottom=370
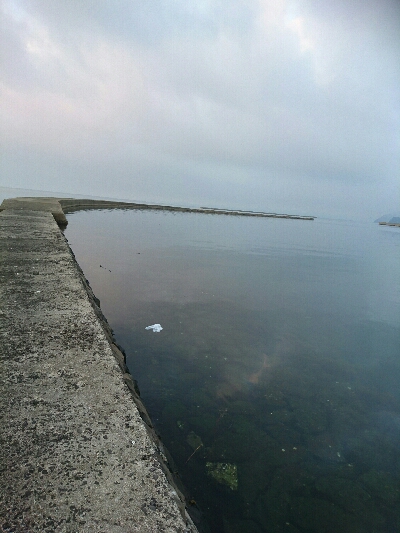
left=0, top=197, right=67, bottom=225
left=0, top=208, right=198, bottom=533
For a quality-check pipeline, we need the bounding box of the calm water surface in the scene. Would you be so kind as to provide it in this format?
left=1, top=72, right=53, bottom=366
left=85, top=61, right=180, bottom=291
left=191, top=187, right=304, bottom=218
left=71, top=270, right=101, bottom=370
left=65, top=210, right=400, bottom=533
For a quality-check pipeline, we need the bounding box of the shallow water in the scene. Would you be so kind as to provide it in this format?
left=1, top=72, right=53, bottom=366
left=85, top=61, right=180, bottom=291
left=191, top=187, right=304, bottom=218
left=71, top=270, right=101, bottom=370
left=65, top=209, right=400, bottom=533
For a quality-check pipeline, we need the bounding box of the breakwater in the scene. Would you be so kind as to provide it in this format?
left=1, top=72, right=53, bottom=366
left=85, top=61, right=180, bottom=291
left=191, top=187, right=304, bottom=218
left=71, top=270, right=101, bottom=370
left=58, top=198, right=315, bottom=221
left=0, top=198, right=199, bottom=532
left=0, top=197, right=315, bottom=228
left=0, top=197, right=315, bottom=225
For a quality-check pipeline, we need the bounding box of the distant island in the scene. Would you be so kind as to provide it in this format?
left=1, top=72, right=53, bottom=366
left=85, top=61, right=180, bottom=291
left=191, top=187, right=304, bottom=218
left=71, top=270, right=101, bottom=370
left=375, top=214, right=400, bottom=227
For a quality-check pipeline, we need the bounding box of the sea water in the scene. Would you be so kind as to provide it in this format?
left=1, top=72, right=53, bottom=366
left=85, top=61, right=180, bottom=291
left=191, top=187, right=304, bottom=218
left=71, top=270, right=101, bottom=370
left=63, top=209, right=400, bottom=533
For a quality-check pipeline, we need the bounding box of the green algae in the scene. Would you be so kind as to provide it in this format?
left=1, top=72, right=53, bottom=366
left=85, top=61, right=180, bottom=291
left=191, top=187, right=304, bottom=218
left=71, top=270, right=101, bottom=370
left=206, top=462, right=238, bottom=490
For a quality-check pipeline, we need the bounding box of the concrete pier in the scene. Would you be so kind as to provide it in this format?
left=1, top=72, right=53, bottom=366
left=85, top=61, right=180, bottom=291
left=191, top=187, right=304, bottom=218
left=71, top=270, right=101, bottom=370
left=0, top=196, right=315, bottom=222
left=0, top=203, right=199, bottom=532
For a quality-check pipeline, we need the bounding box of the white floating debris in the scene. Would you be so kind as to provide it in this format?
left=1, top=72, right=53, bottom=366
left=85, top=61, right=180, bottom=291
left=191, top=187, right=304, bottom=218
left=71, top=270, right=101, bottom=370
left=145, top=323, right=163, bottom=333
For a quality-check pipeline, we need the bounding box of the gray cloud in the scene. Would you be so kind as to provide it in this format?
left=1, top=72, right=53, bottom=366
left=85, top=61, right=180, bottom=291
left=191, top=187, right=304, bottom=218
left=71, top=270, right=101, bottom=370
left=1, top=0, right=399, bottom=218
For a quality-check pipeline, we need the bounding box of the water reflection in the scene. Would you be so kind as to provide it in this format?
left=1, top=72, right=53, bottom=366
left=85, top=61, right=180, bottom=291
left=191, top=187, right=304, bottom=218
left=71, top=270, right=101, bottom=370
left=65, top=210, right=400, bottom=533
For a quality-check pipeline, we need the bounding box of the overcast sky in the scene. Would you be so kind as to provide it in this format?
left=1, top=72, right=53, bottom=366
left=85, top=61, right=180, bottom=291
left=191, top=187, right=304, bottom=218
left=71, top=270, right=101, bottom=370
left=1, top=0, right=399, bottom=219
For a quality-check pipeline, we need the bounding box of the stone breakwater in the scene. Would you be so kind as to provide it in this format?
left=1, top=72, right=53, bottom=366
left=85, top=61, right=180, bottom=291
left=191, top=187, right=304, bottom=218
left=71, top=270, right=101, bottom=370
left=0, top=201, right=199, bottom=532
left=58, top=198, right=315, bottom=222
left=0, top=197, right=315, bottom=228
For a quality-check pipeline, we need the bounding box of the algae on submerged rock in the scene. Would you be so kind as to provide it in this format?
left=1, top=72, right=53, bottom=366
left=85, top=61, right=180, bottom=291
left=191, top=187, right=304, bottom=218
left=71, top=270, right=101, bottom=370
left=206, top=462, right=238, bottom=490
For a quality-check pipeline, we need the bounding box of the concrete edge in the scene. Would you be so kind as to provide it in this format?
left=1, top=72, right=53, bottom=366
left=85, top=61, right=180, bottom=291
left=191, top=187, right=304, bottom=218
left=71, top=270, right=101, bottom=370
left=0, top=197, right=315, bottom=223
left=0, top=197, right=68, bottom=226
left=61, top=231, right=202, bottom=530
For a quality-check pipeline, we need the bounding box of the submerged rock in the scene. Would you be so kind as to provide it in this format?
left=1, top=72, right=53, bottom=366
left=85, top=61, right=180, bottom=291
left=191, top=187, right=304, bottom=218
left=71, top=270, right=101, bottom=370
left=206, top=462, right=238, bottom=490
left=187, top=431, right=203, bottom=450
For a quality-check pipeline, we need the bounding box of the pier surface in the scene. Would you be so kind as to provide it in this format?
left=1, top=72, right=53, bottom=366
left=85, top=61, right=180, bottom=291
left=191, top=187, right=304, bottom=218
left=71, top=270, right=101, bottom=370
left=0, top=201, right=198, bottom=532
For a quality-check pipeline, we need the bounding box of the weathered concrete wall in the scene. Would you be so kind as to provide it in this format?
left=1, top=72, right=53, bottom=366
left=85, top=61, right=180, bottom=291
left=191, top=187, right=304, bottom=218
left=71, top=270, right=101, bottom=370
left=0, top=197, right=67, bottom=225
left=0, top=208, right=199, bottom=533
